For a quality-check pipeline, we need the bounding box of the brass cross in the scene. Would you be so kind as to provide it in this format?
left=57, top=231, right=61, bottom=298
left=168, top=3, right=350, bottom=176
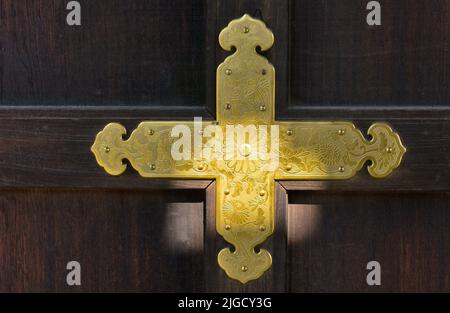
left=91, top=15, right=406, bottom=283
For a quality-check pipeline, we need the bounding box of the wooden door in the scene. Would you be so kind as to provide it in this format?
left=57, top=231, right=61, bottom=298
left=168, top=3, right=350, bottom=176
left=0, top=0, right=448, bottom=292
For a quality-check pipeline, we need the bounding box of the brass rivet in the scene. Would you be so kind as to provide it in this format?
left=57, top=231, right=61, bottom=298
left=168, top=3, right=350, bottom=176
left=286, top=164, right=292, bottom=171
left=286, top=130, right=293, bottom=136
left=225, top=69, right=232, bottom=75
left=197, top=165, right=204, bottom=171
left=225, top=224, right=231, bottom=230
left=259, top=190, right=266, bottom=197
left=241, top=266, right=248, bottom=272
left=338, top=129, right=346, bottom=135
left=224, top=189, right=230, bottom=195
left=225, top=103, right=231, bottom=110
left=259, top=225, right=266, bottom=232
left=148, top=129, right=155, bottom=136
left=150, top=164, right=156, bottom=170
left=243, top=26, right=250, bottom=33
left=339, top=166, right=345, bottom=172
left=386, top=147, right=393, bottom=153
left=259, top=105, right=266, bottom=112
left=262, top=69, right=267, bottom=75
left=104, top=146, right=110, bottom=153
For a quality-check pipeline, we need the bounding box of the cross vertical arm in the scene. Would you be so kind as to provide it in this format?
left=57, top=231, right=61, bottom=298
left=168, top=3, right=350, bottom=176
left=213, top=15, right=277, bottom=283
left=215, top=174, right=275, bottom=283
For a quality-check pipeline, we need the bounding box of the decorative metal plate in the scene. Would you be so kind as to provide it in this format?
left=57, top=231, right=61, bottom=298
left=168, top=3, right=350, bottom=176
left=92, top=14, right=406, bottom=283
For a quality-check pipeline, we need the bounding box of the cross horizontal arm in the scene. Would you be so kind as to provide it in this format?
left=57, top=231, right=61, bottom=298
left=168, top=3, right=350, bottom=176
left=91, top=122, right=217, bottom=178
left=276, top=122, right=406, bottom=180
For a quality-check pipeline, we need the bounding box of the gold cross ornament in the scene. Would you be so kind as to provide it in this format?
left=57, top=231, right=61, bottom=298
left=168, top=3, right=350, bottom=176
left=92, top=15, right=406, bottom=284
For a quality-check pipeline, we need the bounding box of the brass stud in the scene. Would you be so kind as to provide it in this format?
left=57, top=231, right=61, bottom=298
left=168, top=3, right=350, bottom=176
left=286, top=164, right=292, bottom=171
left=197, top=164, right=205, bottom=171
left=224, top=189, right=230, bottom=195
left=148, top=129, right=155, bottom=136
left=338, top=129, right=346, bottom=135
left=259, top=190, right=266, bottom=197
left=225, top=103, right=231, bottom=110
left=338, top=166, right=345, bottom=173
left=286, top=129, right=293, bottom=136
left=259, top=225, right=266, bottom=232
left=104, top=146, right=110, bottom=153
left=243, top=26, right=250, bottom=33
left=386, top=147, right=393, bottom=153
left=150, top=164, right=156, bottom=170
left=225, top=69, right=232, bottom=75
left=225, top=225, right=231, bottom=230
left=259, top=105, right=266, bottom=112
left=241, top=266, right=248, bottom=272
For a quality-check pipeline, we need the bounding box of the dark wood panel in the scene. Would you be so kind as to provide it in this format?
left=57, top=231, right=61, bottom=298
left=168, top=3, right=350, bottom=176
left=287, top=191, right=450, bottom=292
left=0, top=111, right=447, bottom=190
left=278, top=106, right=450, bottom=120
left=288, top=0, right=450, bottom=107
left=1, top=0, right=214, bottom=108
left=0, top=188, right=205, bottom=292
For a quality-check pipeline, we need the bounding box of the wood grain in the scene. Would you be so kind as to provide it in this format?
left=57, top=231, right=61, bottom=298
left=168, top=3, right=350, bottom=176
left=287, top=191, right=450, bottom=292
left=287, top=0, right=450, bottom=107
left=0, top=188, right=205, bottom=292
left=0, top=0, right=212, bottom=109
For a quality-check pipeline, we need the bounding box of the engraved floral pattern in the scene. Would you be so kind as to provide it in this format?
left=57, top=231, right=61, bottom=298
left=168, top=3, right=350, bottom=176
left=223, top=200, right=251, bottom=225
